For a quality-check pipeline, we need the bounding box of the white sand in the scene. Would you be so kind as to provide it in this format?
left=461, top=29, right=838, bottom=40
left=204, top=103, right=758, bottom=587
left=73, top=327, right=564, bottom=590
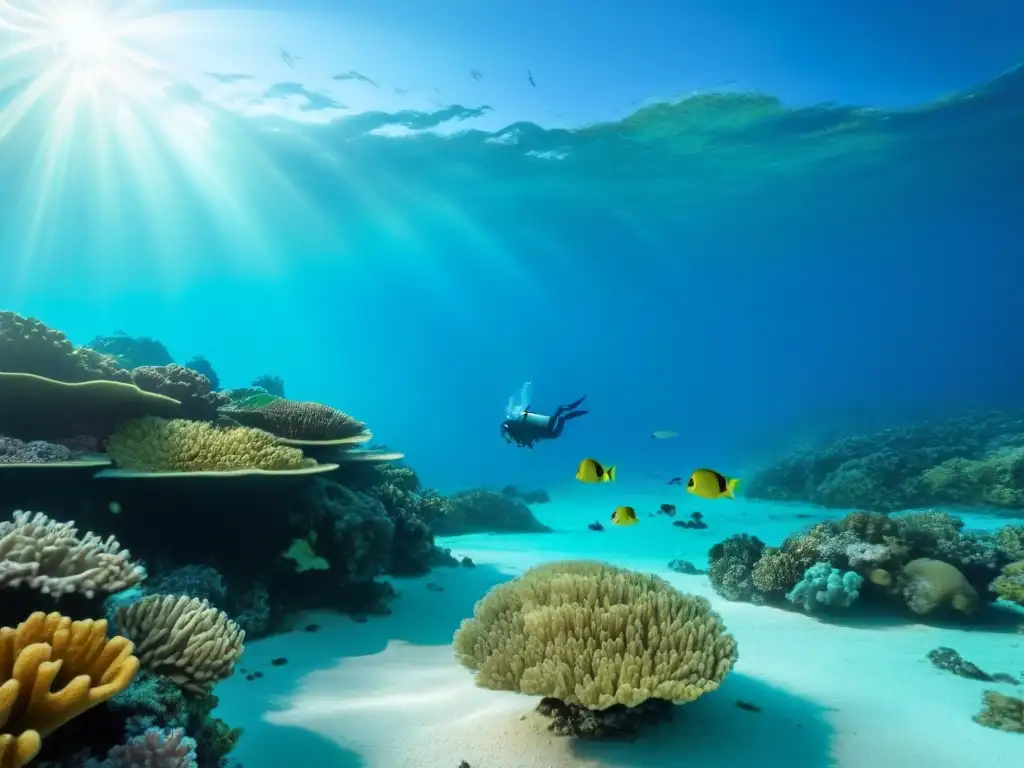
left=214, top=493, right=1024, bottom=768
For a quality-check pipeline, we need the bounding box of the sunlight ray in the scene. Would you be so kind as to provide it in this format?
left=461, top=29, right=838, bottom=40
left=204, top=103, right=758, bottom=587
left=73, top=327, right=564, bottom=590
left=0, top=0, right=325, bottom=289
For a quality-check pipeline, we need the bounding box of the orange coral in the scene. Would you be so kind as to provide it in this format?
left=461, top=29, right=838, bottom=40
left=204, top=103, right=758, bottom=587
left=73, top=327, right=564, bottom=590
left=0, top=612, right=140, bottom=767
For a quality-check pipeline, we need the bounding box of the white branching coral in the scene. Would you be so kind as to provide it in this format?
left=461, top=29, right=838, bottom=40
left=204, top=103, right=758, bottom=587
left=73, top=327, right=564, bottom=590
left=453, top=560, right=737, bottom=710
left=0, top=510, right=146, bottom=598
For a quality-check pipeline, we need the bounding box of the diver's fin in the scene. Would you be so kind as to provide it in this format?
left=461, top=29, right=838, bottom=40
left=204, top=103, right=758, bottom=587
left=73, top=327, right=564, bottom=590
left=604, top=466, right=616, bottom=482
left=563, top=409, right=588, bottom=421
left=566, top=395, right=587, bottom=410
left=724, top=478, right=741, bottom=499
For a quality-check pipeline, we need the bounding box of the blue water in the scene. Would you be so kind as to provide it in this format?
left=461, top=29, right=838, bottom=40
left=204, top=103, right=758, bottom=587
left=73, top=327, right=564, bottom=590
left=1, top=2, right=1023, bottom=766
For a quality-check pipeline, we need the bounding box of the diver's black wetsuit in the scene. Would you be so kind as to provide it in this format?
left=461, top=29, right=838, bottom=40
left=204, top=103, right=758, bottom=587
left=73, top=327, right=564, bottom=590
left=500, top=396, right=588, bottom=448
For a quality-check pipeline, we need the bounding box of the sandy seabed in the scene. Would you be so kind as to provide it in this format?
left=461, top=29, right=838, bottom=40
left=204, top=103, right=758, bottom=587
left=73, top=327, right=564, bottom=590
left=214, top=489, right=1024, bottom=768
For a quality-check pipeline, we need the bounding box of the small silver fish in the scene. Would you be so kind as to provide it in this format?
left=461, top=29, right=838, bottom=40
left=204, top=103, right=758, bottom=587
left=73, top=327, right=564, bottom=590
left=651, top=430, right=679, bottom=439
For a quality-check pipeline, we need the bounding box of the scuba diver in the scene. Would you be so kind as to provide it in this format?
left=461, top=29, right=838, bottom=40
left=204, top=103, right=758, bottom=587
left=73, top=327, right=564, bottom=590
left=501, top=395, right=588, bottom=449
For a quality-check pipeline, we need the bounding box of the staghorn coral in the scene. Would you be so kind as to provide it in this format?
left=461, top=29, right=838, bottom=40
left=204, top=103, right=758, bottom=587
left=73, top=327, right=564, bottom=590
left=0, top=312, right=131, bottom=384
left=0, top=438, right=72, bottom=465
left=105, top=417, right=310, bottom=473
left=223, top=399, right=366, bottom=442
left=708, top=533, right=765, bottom=602
left=750, top=548, right=802, bottom=594
left=453, top=560, right=737, bottom=711
left=900, top=558, right=978, bottom=616
left=990, top=561, right=1024, bottom=606
left=130, top=366, right=225, bottom=422
left=0, top=611, right=140, bottom=766
left=88, top=726, right=198, bottom=768
left=0, top=511, right=146, bottom=599
left=116, top=595, right=244, bottom=695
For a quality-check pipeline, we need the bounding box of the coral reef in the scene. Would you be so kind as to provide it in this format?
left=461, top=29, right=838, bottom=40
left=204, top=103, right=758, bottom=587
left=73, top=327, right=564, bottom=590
left=0, top=374, right=181, bottom=442
left=86, top=334, right=173, bottom=370
left=1, top=312, right=130, bottom=384
left=973, top=690, right=1024, bottom=733
left=86, top=726, right=198, bottom=768
left=708, top=533, right=765, bottom=602
left=129, top=366, right=225, bottom=422
left=927, top=647, right=1018, bottom=684
left=707, top=509, right=1016, bottom=622
left=182, top=357, right=220, bottom=392
left=0, top=438, right=73, bottom=465
left=990, top=561, right=1024, bottom=606
left=750, top=548, right=803, bottom=595
left=436, top=489, right=551, bottom=535
left=0, top=309, right=589, bottom=765
left=453, top=560, right=736, bottom=732
left=500, top=485, right=550, bottom=505
left=746, top=410, right=1024, bottom=511
left=251, top=374, right=284, bottom=398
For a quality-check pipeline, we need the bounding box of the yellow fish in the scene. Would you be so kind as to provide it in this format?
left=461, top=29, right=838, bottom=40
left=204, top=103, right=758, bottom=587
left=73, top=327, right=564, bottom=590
left=686, top=468, right=741, bottom=500
left=610, top=506, right=638, bottom=526
left=576, top=458, right=616, bottom=483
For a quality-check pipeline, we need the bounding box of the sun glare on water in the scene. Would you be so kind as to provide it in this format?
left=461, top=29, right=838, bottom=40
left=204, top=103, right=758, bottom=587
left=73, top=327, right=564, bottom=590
left=0, top=0, right=298, bottom=289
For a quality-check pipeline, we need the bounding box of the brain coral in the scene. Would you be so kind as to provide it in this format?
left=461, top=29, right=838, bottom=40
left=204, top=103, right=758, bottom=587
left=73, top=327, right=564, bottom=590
left=105, top=416, right=310, bottom=473
left=453, top=560, right=737, bottom=710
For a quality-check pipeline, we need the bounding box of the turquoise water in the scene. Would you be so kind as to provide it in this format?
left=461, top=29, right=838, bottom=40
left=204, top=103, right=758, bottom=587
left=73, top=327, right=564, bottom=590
left=1, top=2, right=1023, bottom=767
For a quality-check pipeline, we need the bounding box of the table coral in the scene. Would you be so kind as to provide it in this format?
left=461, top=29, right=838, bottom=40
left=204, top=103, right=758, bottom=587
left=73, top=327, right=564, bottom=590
left=105, top=417, right=311, bottom=473
left=223, top=399, right=366, bottom=443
